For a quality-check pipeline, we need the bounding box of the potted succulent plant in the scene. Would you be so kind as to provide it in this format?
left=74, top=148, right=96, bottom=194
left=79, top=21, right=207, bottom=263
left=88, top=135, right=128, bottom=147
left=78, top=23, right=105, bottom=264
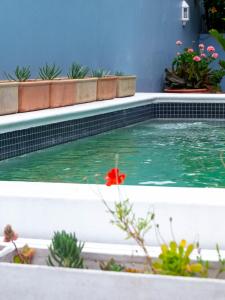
left=39, top=63, right=77, bottom=108
left=115, top=72, right=136, bottom=98
left=164, top=41, right=225, bottom=93
left=67, top=63, right=97, bottom=104
left=5, top=66, right=50, bottom=113
left=92, top=69, right=117, bottom=101
left=0, top=81, right=18, bottom=116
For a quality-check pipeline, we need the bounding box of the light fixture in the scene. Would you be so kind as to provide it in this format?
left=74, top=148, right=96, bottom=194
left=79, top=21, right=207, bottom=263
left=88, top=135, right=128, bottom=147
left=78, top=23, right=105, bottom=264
left=181, top=0, right=190, bottom=26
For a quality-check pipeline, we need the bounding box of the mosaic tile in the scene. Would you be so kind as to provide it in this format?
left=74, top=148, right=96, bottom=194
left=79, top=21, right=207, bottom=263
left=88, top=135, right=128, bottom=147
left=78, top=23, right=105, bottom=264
left=0, top=102, right=225, bottom=160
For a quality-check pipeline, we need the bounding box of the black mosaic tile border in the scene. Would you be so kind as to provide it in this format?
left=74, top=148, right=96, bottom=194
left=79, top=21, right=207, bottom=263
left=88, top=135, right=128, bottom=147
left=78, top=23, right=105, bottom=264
left=0, top=104, right=154, bottom=160
left=1, top=102, right=225, bottom=161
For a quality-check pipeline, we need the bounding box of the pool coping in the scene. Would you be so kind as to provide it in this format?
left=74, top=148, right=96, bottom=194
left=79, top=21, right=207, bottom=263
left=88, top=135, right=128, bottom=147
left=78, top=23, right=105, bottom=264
left=1, top=92, right=225, bottom=134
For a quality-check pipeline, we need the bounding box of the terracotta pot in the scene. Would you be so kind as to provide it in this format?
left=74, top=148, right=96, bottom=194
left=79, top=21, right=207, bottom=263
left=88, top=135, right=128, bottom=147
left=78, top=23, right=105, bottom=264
left=76, top=78, right=97, bottom=104
left=164, top=88, right=209, bottom=93
left=50, top=79, right=77, bottom=108
left=0, top=82, right=18, bottom=115
left=18, top=81, right=50, bottom=113
left=97, top=77, right=117, bottom=100
left=116, top=76, right=136, bottom=97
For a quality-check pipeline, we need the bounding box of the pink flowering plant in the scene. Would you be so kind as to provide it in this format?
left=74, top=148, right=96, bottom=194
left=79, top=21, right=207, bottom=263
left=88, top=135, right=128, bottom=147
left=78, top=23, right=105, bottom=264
left=165, top=41, right=225, bottom=91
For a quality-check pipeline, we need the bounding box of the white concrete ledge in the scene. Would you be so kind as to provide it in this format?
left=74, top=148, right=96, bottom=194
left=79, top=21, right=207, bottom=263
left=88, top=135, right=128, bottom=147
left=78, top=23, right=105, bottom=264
left=0, top=261, right=225, bottom=300
left=0, top=92, right=225, bottom=133
left=0, top=181, right=225, bottom=249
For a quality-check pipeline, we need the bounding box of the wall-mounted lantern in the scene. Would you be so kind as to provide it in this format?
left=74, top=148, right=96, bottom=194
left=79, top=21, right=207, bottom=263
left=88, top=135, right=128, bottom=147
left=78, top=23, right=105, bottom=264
left=181, top=0, right=190, bottom=26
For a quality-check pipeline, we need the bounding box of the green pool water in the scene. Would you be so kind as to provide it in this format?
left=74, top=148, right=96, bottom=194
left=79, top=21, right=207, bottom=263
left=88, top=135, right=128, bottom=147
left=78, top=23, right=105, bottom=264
left=1, top=120, right=225, bottom=187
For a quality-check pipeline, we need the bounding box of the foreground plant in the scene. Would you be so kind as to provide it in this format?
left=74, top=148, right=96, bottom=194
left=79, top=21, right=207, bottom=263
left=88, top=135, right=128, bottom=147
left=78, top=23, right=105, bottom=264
left=67, top=63, right=89, bottom=79
left=153, top=240, right=207, bottom=277
left=39, top=63, right=62, bottom=80
left=5, top=66, right=31, bottom=82
left=216, top=244, right=225, bottom=278
left=47, top=230, right=84, bottom=268
left=3, top=225, right=35, bottom=264
left=100, top=258, right=125, bottom=272
left=103, top=168, right=156, bottom=273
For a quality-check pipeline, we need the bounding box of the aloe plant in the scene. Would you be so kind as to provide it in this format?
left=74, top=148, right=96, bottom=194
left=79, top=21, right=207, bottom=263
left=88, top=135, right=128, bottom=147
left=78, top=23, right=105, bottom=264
left=91, top=69, right=110, bottom=78
left=47, top=230, right=84, bottom=268
left=67, top=63, right=89, bottom=79
left=115, top=71, right=125, bottom=76
left=39, top=63, right=62, bottom=80
left=5, top=66, right=31, bottom=82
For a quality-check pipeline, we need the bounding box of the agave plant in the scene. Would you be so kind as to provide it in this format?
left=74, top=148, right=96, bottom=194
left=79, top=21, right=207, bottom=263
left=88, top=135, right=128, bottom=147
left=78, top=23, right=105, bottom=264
left=115, top=71, right=125, bottom=76
left=47, top=230, right=84, bottom=268
left=39, top=63, right=62, bottom=80
left=67, top=63, right=89, bottom=79
left=5, top=66, right=31, bottom=82
left=91, top=69, right=110, bottom=78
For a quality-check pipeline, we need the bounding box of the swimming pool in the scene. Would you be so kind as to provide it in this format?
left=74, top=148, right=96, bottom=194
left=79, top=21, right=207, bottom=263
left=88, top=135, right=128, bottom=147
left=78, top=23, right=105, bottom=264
left=0, top=120, right=225, bottom=187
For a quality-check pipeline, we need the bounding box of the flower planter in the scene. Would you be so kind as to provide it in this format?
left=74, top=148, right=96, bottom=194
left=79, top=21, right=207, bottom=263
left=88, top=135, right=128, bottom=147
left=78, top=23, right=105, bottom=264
left=116, top=76, right=136, bottom=98
left=97, top=77, right=117, bottom=100
left=18, top=81, right=50, bottom=113
left=0, top=82, right=18, bottom=115
left=164, top=88, right=209, bottom=94
left=0, top=240, right=225, bottom=300
left=49, top=79, right=77, bottom=108
left=76, top=78, right=97, bottom=104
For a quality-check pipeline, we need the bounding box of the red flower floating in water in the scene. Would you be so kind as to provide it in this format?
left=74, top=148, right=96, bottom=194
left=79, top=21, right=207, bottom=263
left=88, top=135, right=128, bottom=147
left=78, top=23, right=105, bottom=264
left=105, top=168, right=126, bottom=186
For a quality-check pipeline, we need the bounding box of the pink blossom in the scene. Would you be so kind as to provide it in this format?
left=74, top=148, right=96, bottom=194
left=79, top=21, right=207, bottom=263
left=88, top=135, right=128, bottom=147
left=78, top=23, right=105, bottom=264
left=207, top=46, right=215, bottom=52
left=198, top=43, right=205, bottom=50
left=176, top=52, right=180, bottom=56
left=212, top=52, right=219, bottom=59
left=193, top=56, right=201, bottom=62
left=187, top=48, right=194, bottom=53
left=176, top=40, right=183, bottom=46
left=200, top=53, right=206, bottom=58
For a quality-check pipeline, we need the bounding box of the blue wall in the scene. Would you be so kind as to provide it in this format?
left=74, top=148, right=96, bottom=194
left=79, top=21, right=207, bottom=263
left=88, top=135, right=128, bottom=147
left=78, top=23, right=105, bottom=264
left=0, top=0, right=200, bottom=91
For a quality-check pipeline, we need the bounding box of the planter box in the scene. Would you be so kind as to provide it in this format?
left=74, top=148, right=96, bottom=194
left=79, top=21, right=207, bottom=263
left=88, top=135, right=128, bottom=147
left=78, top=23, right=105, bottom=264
left=18, top=81, right=50, bottom=113
left=50, top=79, right=77, bottom=108
left=116, top=76, right=136, bottom=98
left=76, top=78, right=97, bottom=104
left=97, top=77, right=117, bottom=100
left=0, top=82, right=18, bottom=115
left=0, top=240, right=225, bottom=300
